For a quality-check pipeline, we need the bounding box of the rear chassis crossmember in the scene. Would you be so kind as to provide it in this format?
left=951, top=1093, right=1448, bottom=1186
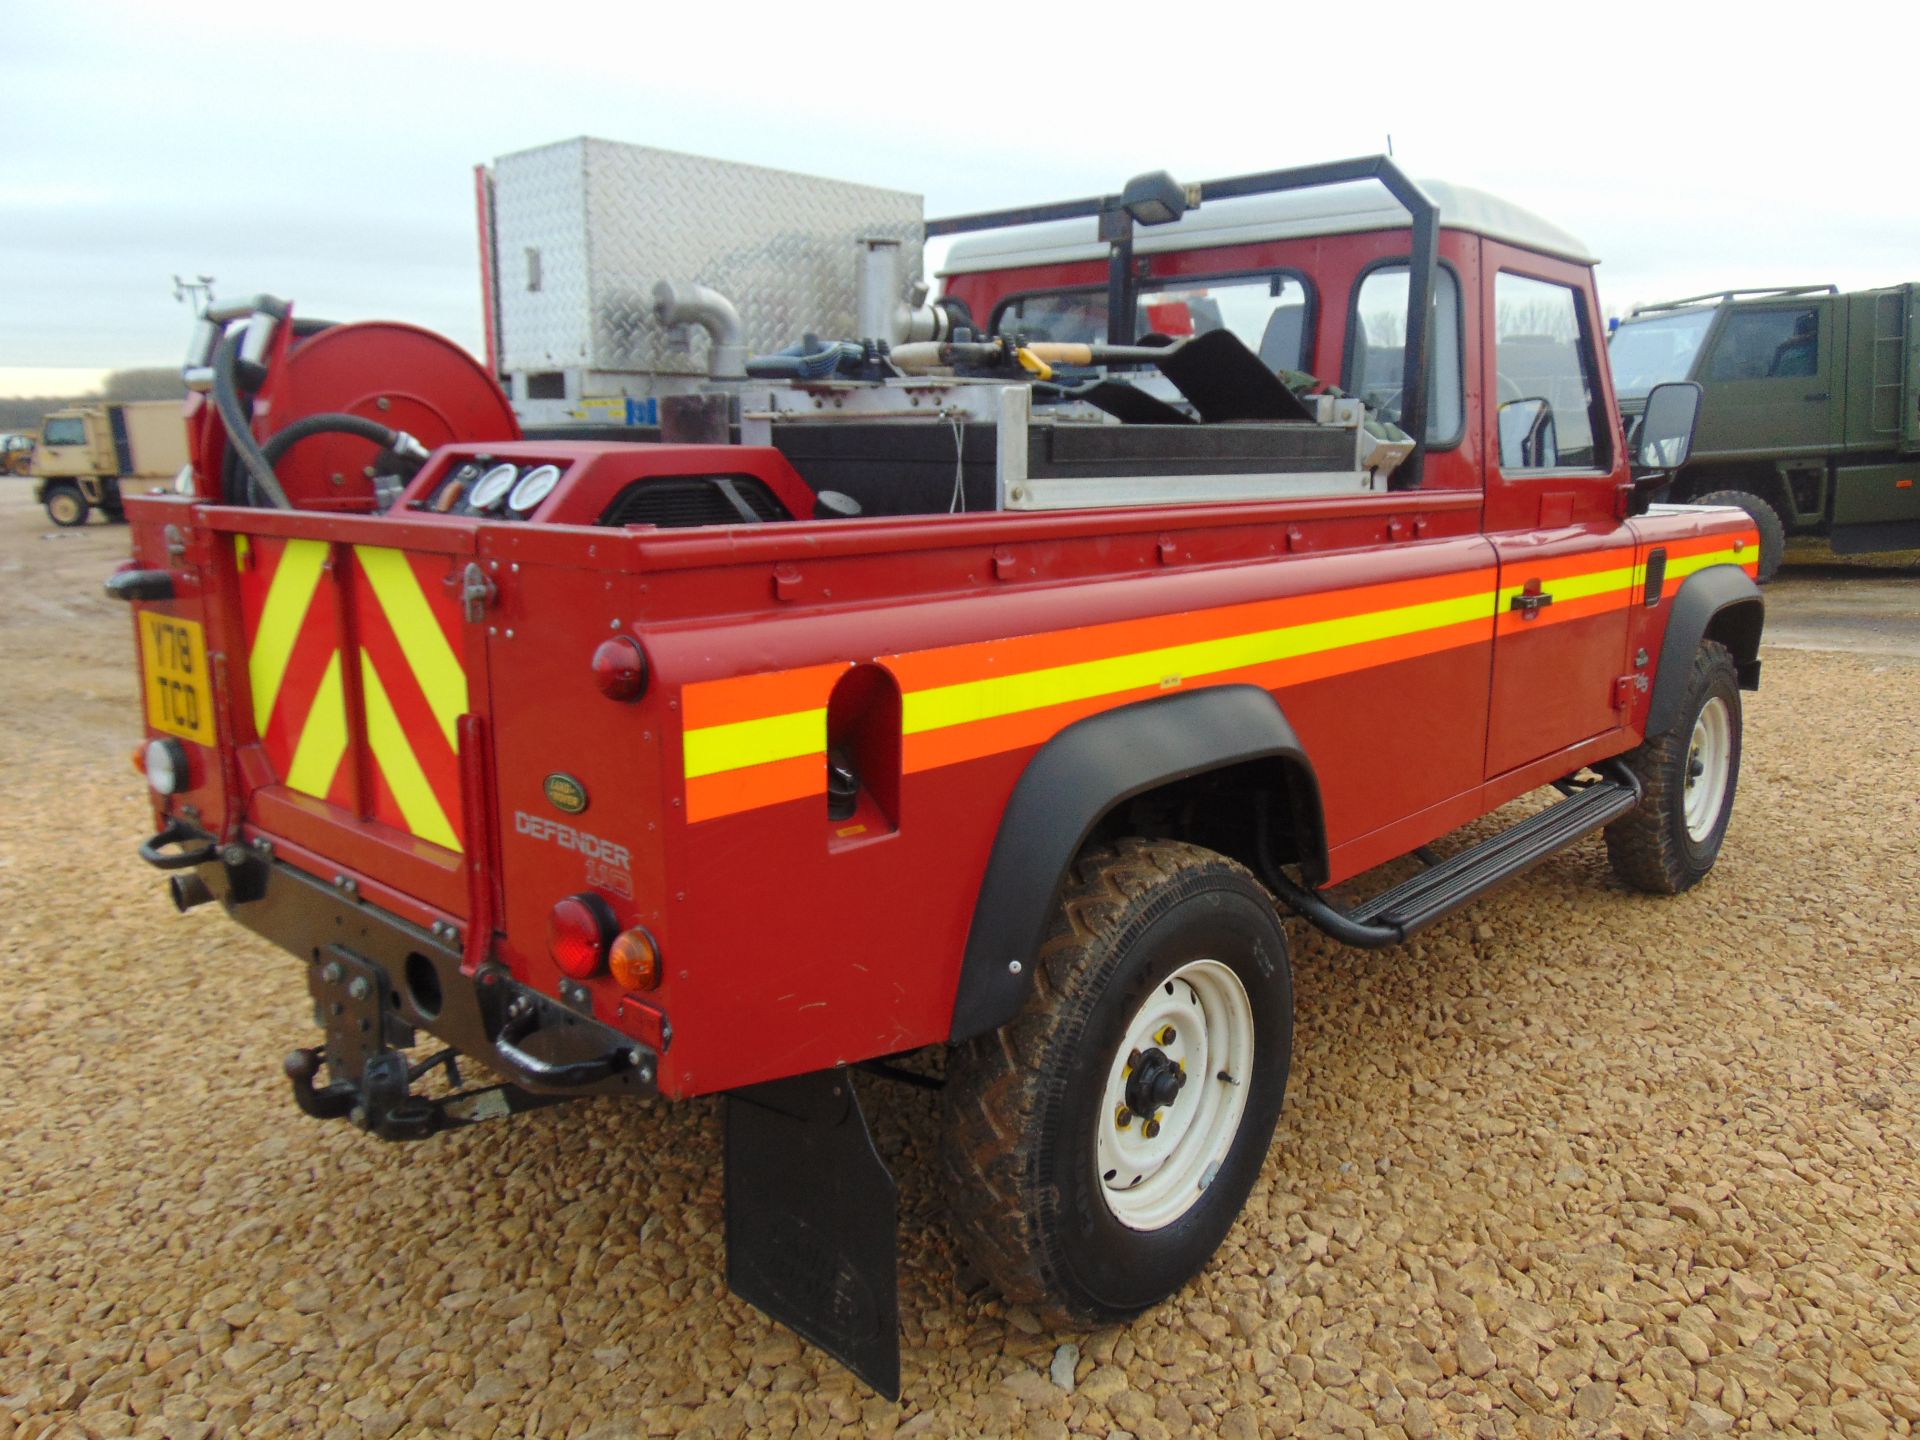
left=143, top=829, right=907, bottom=1396
left=157, top=835, right=660, bottom=1137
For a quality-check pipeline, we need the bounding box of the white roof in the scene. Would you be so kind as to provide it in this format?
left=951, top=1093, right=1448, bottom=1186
left=936, top=178, right=1594, bottom=275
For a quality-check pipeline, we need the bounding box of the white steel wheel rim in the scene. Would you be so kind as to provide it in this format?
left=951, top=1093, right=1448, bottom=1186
left=1095, top=959, right=1255, bottom=1231
left=1684, top=695, right=1732, bottom=842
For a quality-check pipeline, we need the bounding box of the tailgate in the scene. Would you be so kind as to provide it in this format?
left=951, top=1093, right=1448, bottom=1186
left=210, top=509, right=483, bottom=916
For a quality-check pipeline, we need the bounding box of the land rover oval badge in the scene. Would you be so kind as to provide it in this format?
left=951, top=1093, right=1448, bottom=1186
left=544, top=773, right=588, bottom=815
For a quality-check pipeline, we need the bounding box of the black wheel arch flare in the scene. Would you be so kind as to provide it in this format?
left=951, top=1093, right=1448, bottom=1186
left=949, top=685, right=1324, bottom=1043
left=1646, top=565, right=1764, bottom=738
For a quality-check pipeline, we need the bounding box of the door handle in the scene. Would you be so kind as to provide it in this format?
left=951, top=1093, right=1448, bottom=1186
left=1803, top=391, right=1829, bottom=402
left=1509, top=582, right=1554, bottom=619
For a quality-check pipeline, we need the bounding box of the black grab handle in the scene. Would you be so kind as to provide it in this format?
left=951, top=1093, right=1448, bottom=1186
left=139, top=820, right=220, bottom=871
left=491, top=995, right=627, bottom=1088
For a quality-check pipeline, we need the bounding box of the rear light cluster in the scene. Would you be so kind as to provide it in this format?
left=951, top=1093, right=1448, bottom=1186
left=547, top=894, right=616, bottom=979
left=547, top=892, right=661, bottom=991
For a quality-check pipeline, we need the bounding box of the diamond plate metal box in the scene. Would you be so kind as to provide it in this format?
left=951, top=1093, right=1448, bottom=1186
left=493, top=139, right=923, bottom=379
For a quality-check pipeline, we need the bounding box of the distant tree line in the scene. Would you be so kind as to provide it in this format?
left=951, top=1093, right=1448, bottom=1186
left=0, top=369, right=186, bottom=435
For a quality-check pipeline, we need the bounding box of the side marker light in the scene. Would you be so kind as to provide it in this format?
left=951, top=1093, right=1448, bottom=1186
left=592, top=635, right=649, bottom=702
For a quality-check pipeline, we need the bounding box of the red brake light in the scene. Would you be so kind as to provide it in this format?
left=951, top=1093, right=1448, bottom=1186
left=548, top=893, right=615, bottom=979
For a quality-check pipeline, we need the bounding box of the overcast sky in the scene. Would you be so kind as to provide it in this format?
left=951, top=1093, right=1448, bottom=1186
left=6, top=0, right=1915, bottom=397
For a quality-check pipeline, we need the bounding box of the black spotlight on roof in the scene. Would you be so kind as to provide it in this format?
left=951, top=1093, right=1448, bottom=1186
left=1118, top=170, right=1189, bottom=227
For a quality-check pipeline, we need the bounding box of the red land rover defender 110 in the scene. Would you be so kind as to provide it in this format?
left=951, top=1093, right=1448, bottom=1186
left=116, top=154, right=1760, bottom=1396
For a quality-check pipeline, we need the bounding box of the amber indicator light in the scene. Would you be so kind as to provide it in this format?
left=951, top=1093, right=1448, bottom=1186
left=609, top=926, right=661, bottom=991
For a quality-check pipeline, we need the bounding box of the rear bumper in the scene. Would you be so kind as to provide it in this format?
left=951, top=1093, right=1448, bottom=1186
left=180, top=841, right=657, bottom=1102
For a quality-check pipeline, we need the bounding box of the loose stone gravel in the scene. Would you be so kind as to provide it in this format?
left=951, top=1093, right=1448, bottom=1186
left=2, top=491, right=1917, bottom=1438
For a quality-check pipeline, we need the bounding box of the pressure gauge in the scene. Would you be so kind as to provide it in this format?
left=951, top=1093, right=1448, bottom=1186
left=508, top=464, right=561, bottom=515
left=468, top=463, right=518, bottom=511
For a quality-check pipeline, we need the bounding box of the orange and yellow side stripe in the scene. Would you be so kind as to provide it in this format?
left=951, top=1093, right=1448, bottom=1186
left=681, top=532, right=1757, bottom=824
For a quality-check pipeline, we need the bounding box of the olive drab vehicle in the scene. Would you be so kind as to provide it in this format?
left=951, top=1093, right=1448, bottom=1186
left=1610, top=284, right=1920, bottom=580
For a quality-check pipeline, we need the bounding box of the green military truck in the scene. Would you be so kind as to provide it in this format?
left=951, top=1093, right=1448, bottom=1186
left=1609, top=284, right=1920, bottom=580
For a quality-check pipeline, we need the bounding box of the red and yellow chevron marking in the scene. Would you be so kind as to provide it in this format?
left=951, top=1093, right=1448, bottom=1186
left=681, top=531, right=1758, bottom=824
left=350, top=546, right=468, bottom=851
left=239, top=536, right=353, bottom=807
left=237, top=537, right=469, bottom=851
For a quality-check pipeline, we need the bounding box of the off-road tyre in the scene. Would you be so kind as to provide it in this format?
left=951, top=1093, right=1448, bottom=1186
left=44, top=483, right=89, bottom=528
left=942, top=839, right=1292, bottom=1327
left=1694, top=488, right=1785, bottom=584
left=1605, top=640, right=1742, bottom=895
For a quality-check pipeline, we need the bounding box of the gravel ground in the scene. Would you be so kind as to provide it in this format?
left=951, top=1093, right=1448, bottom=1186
left=2, top=486, right=1917, bottom=1439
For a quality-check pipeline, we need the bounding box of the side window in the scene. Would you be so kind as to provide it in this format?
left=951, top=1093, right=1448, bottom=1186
left=993, top=274, right=1310, bottom=369
left=1494, top=272, right=1606, bottom=471
left=43, top=418, right=87, bottom=447
left=1347, top=265, right=1463, bottom=445
left=1705, top=307, right=1818, bottom=381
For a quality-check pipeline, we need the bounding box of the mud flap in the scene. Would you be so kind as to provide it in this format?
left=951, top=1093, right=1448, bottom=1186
left=725, top=1068, right=900, bottom=1399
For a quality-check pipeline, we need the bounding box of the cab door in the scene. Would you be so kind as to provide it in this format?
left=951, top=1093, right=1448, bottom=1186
left=1481, top=253, right=1634, bottom=777
left=1691, top=296, right=1840, bottom=459
left=34, top=413, right=95, bottom=477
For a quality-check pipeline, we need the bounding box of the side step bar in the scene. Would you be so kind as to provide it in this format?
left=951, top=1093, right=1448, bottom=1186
left=1268, top=764, right=1641, bottom=949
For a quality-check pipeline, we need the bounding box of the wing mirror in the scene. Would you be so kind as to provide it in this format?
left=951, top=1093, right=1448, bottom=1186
left=1635, top=381, right=1701, bottom=473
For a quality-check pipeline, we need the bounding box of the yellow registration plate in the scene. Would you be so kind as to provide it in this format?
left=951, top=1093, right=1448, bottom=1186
left=139, top=612, right=217, bottom=745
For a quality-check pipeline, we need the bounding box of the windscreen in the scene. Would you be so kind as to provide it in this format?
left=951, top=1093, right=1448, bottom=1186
left=1608, top=309, right=1714, bottom=399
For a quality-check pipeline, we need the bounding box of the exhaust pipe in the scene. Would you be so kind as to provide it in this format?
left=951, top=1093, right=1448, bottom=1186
left=170, top=872, right=215, bottom=912
left=652, top=281, right=746, bottom=380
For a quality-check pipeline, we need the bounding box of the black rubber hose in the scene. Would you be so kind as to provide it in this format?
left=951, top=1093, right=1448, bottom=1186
left=211, top=330, right=292, bottom=509
left=261, top=412, right=399, bottom=466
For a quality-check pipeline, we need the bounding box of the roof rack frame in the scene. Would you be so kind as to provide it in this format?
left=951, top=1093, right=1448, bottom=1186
left=927, top=155, right=1438, bottom=490
left=1631, top=285, right=1838, bottom=316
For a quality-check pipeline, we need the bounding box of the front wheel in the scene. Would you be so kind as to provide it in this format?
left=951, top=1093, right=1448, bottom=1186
left=44, top=483, right=90, bottom=527
left=942, top=839, right=1292, bottom=1326
left=1605, top=639, right=1743, bottom=894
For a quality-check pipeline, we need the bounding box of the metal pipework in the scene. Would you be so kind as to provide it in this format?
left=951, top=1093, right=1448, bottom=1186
left=855, top=239, right=951, bottom=346
left=652, top=281, right=746, bottom=380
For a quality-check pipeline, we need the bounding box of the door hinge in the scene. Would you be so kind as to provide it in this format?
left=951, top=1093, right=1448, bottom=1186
left=1613, top=673, right=1648, bottom=709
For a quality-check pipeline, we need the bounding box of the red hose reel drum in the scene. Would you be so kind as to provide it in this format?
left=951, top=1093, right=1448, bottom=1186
left=191, top=318, right=520, bottom=511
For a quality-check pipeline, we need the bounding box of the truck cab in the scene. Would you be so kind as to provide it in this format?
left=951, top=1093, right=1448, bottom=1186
left=940, top=177, right=1700, bottom=801
left=1610, top=284, right=1920, bottom=575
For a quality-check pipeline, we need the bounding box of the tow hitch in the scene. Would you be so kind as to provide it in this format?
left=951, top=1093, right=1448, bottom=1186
left=286, top=946, right=618, bottom=1141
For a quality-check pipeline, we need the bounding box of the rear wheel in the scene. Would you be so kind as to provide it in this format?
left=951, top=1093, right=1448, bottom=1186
left=1605, top=640, right=1743, bottom=894
left=44, top=483, right=89, bottom=527
left=1695, top=488, right=1785, bottom=583
left=942, top=839, right=1292, bottom=1325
